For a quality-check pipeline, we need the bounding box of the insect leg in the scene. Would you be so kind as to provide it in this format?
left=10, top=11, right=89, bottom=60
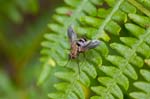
left=78, top=53, right=86, bottom=68
left=77, top=56, right=80, bottom=75
left=63, top=58, right=71, bottom=67
left=83, top=53, right=87, bottom=60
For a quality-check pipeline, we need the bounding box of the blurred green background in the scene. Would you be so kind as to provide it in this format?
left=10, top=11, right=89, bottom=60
left=0, top=0, right=62, bottom=98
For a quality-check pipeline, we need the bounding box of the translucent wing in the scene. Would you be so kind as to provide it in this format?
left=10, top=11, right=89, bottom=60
left=82, top=40, right=100, bottom=50
left=67, top=25, right=77, bottom=43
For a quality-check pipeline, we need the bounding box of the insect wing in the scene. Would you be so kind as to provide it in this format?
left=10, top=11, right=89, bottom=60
left=67, top=25, right=77, bottom=43
left=82, top=40, right=100, bottom=50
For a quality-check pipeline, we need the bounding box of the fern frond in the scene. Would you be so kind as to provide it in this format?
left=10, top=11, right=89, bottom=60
left=130, top=69, right=150, bottom=99
left=39, top=0, right=150, bottom=99
left=90, top=2, right=150, bottom=99
left=79, top=0, right=136, bottom=41
left=92, top=77, right=123, bottom=99
left=39, top=0, right=103, bottom=99
left=39, top=0, right=98, bottom=84
left=91, top=65, right=130, bottom=99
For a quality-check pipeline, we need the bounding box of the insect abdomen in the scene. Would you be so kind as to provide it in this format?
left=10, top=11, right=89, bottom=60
left=69, top=42, right=78, bottom=59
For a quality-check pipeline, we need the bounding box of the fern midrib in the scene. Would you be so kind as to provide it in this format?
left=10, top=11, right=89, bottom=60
left=51, top=1, right=93, bottom=97
left=123, top=27, right=150, bottom=67
left=63, top=74, right=80, bottom=99
left=63, top=62, right=90, bottom=98
left=44, top=0, right=89, bottom=64
left=130, top=27, right=150, bottom=58
left=60, top=1, right=90, bottom=96
left=63, top=60, right=92, bottom=98
left=93, top=0, right=124, bottom=39
left=63, top=0, right=89, bottom=33
left=141, top=27, right=150, bottom=45
left=105, top=81, right=119, bottom=98
left=100, top=68, right=123, bottom=98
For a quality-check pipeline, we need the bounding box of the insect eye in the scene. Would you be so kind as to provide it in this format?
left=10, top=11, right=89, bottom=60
left=78, top=40, right=83, bottom=42
left=83, top=38, right=87, bottom=41
left=76, top=42, right=81, bottom=46
left=79, top=38, right=86, bottom=42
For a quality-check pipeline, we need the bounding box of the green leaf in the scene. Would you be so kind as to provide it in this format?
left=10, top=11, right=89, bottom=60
left=91, top=0, right=103, bottom=5
left=67, top=92, right=79, bottom=99
left=105, top=20, right=121, bottom=35
left=83, top=2, right=97, bottom=16
left=105, top=0, right=116, bottom=7
left=80, top=16, right=103, bottom=27
left=136, top=0, right=150, bottom=9
left=91, top=86, right=107, bottom=95
left=112, top=9, right=127, bottom=23
left=64, top=0, right=80, bottom=7
left=54, top=82, right=69, bottom=91
left=82, top=62, right=97, bottom=78
left=125, top=23, right=145, bottom=38
left=120, top=1, right=136, bottom=13
left=120, top=37, right=150, bottom=58
left=55, top=72, right=74, bottom=82
left=97, top=41, right=109, bottom=57
left=37, top=64, right=52, bottom=85
left=100, top=66, right=129, bottom=90
left=110, top=43, right=143, bottom=67
left=48, top=92, right=64, bottom=99
left=91, top=86, right=115, bottom=99
left=80, top=71, right=90, bottom=86
left=128, top=14, right=150, bottom=28
left=130, top=92, right=148, bottom=99
left=39, top=0, right=150, bottom=99
left=130, top=82, right=150, bottom=99
left=97, top=8, right=111, bottom=18
left=98, top=77, right=123, bottom=99
left=106, top=55, right=137, bottom=80
left=73, top=83, right=85, bottom=99
left=56, top=7, right=73, bottom=15
left=134, top=82, right=150, bottom=93
left=140, top=69, right=150, bottom=82
left=48, top=24, right=63, bottom=33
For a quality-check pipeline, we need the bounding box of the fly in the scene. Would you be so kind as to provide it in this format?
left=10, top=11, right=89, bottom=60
left=66, top=25, right=100, bottom=74
left=67, top=25, right=100, bottom=59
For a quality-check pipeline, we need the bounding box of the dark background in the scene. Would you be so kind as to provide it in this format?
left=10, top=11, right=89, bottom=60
left=0, top=0, right=63, bottom=98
